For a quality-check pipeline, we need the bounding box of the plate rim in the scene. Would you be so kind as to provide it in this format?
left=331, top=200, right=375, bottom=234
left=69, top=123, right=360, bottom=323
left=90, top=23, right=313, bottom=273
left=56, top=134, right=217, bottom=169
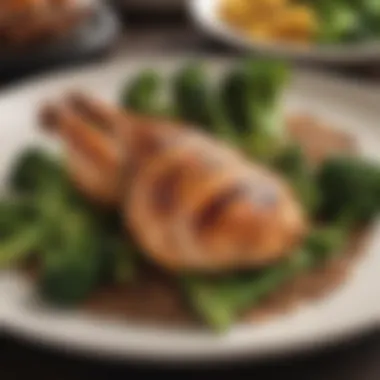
left=3, top=310, right=377, bottom=364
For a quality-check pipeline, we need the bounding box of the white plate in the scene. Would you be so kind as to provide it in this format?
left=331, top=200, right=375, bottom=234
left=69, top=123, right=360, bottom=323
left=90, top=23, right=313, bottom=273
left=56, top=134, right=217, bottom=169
left=189, top=0, right=380, bottom=64
left=1, top=57, right=380, bottom=363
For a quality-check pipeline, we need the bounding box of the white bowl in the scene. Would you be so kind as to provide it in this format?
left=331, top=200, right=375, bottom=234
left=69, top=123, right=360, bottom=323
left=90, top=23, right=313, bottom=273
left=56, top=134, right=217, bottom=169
left=189, top=0, right=380, bottom=64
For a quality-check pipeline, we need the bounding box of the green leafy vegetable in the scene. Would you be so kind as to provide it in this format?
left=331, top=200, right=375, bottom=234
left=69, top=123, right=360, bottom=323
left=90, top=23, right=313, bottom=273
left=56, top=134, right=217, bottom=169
left=183, top=221, right=349, bottom=331
left=220, top=59, right=289, bottom=161
left=358, top=0, right=380, bottom=39
left=1, top=148, right=138, bottom=304
left=0, top=198, right=44, bottom=268
left=273, top=144, right=320, bottom=216
left=38, top=212, right=104, bottom=306
left=183, top=249, right=309, bottom=331
left=317, top=156, right=380, bottom=223
left=0, top=224, right=44, bottom=269
left=0, top=198, right=37, bottom=238
left=305, top=223, right=349, bottom=264
left=9, top=148, right=65, bottom=195
left=314, top=1, right=359, bottom=43
left=173, top=63, right=214, bottom=129
left=305, top=0, right=380, bottom=43
left=172, top=62, right=234, bottom=139
left=121, top=69, right=164, bottom=115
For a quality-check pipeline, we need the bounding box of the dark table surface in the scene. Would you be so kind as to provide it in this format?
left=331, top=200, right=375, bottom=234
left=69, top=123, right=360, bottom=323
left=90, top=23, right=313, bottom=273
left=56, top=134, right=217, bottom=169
left=2, top=328, right=380, bottom=380
left=1, top=6, right=380, bottom=380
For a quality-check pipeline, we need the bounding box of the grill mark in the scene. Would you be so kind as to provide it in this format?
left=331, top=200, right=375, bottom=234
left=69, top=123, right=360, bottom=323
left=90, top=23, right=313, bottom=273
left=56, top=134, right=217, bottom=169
left=129, top=131, right=166, bottom=180
left=39, top=103, right=59, bottom=130
left=194, top=184, right=248, bottom=232
left=136, top=133, right=162, bottom=159
left=152, top=164, right=185, bottom=216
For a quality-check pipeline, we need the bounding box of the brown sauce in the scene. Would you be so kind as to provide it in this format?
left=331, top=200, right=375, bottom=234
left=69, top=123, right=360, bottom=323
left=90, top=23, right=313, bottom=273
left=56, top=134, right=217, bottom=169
left=22, top=114, right=370, bottom=327
left=287, top=114, right=357, bottom=166
left=242, top=228, right=370, bottom=324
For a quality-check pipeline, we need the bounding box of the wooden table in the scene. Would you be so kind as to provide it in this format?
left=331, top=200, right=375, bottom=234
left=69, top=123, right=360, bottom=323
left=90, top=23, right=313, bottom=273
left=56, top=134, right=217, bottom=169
left=2, top=8, right=380, bottom=380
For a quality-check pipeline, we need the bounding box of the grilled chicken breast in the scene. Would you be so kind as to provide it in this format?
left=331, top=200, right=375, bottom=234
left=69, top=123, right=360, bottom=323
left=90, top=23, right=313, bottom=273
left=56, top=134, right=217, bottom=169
left=40, top=93, right=308, bottom=272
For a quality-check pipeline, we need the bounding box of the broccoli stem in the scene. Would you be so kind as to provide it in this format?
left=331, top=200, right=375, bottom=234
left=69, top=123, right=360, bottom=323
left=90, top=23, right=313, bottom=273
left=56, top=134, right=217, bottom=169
left=183, top=220, right=349, bottom=331
left=221, top=59, right=289, bottom=163
left=182, top=249, right=311, bottom=332
left=0, top=224, right=43, bottom=268
left=243, top=104, right=285, bottom=162
left=272, top=144, right=321, bottom=216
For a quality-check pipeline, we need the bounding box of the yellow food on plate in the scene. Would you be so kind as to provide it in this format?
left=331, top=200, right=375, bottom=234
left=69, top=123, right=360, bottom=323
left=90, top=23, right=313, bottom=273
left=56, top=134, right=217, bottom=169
left=271, top=6, right=318, bottom=42
left=219, top=0, right=318, bottom=44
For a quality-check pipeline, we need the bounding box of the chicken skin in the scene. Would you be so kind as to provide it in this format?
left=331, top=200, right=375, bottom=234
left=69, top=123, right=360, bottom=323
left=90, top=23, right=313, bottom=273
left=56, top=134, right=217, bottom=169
left=40, top=93, right=308, bottom=272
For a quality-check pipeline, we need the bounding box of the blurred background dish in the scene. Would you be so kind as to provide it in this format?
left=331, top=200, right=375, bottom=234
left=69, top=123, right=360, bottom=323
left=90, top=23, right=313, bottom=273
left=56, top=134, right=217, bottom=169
left=189, top=0, right=380, bottom=64
left=0, top=0, right=121, bottom=85
left=0, top=0, right=92, bottom=50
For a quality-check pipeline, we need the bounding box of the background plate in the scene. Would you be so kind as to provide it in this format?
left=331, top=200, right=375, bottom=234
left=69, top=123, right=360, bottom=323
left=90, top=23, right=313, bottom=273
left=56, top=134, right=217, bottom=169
left=0, top=1, right=120, bottom=83
left=189, top=0, right=380, bottom=64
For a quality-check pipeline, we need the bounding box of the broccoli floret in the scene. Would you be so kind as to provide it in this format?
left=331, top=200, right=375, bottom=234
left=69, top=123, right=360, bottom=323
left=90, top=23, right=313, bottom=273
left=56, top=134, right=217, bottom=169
left=173, top=63, right=214, bottom=129
left=3, top=144, right=139, bottom=299
left=35, top=185, right=138, bottom=305
left=172, top=63, right=235, bottom=139
left=9, top=148, right=86, bottom=216
left=220, top=59, right=289, bottom=162
left=317, top=156, right=380, bottom=223
left=0, top=199, right=44, bottom=268
left=9, top=148, right=65, bottom=195
left=38, top=211, right=105, bottom=306
left=120, top=69, right=164, bottom=115
left=358, top=0, right=380, bottom=39
left=39, top=208, right=139, bottom=306
left=304, top=224, right=348, bottom=264
left=0, top=151, right=66, bottom=269
left=0, top=198, right=37, bottom=238
left=0, top=224, right=44, bottom=269
left=88, top=209, right=140, bottom=285
left=311, top=0, right=360, bottom=43
left=312, top=0, right=380, bottom=42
